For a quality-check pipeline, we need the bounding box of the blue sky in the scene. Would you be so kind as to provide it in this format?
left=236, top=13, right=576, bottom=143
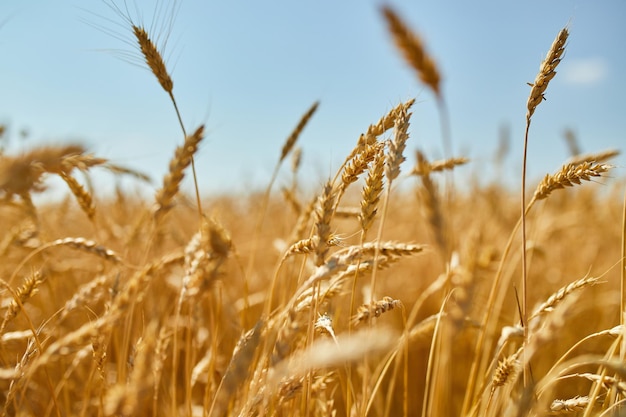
left=1, top=1, right=624, bottom=197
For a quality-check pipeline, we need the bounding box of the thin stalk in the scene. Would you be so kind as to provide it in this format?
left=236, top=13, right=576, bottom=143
left=521, top=121, right=531, bottom=387
left=168, top=91, right=203, bottom=221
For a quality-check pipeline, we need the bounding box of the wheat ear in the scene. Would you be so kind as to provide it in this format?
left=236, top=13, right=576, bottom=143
left=381, top=6, right=441, bottom=97
left=528, top=276, right=599, bottom=325
left=567, top=149, right=619, bottom=166
left=351, top=296, right=402, bottom=326
left=411, top=156, right=469, bottom=176
left=132, top=25, right=173, bottom=94
left=0, top=271, right=45, bottom=334
left=342, top=98, right=415, bottom=169
left=59, top=172, right=96, bottom=221
left=549, top=396, right=589, bottom=414
left=314, top=182, right=336, bottom=266
left=415, top=151, right=447, bottom=255
left=526, top=28, right=569, bottom=121
left=530, top=162, right=612, bottom=206
left=359, top=144, right=385, bottom=234
left=280, top=101, right=319, bottom=163
left=154, top=125, right=204, bottom=221
left=338, top=142, right=382, bottom=197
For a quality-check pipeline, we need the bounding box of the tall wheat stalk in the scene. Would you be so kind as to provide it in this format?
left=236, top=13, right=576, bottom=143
left=521, top=26, right=568, bottom=386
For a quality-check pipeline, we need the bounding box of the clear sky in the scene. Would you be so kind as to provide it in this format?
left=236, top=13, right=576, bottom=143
left=1, top=1, right=624, bottom=198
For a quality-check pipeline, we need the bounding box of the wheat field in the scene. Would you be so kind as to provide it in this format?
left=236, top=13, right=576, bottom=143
left=0, top=3, right=624, bottom=417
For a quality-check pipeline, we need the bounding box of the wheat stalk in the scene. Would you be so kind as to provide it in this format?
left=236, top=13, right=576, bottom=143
left=521, top=26, right=569, bottom=388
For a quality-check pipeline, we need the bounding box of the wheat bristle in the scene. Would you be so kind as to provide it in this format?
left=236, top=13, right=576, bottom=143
left=346, top=98, right=415, bottom=165
left=385, top=106, right=411, bottom=182
left=567, top=149, right=620, bottom=166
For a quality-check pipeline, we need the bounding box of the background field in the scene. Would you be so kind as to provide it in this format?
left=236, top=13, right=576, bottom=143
left=0, top=2, right=624, bottom=417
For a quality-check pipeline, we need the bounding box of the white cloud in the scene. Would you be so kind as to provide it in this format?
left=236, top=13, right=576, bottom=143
left=563, top=58, right=609, bottom=85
